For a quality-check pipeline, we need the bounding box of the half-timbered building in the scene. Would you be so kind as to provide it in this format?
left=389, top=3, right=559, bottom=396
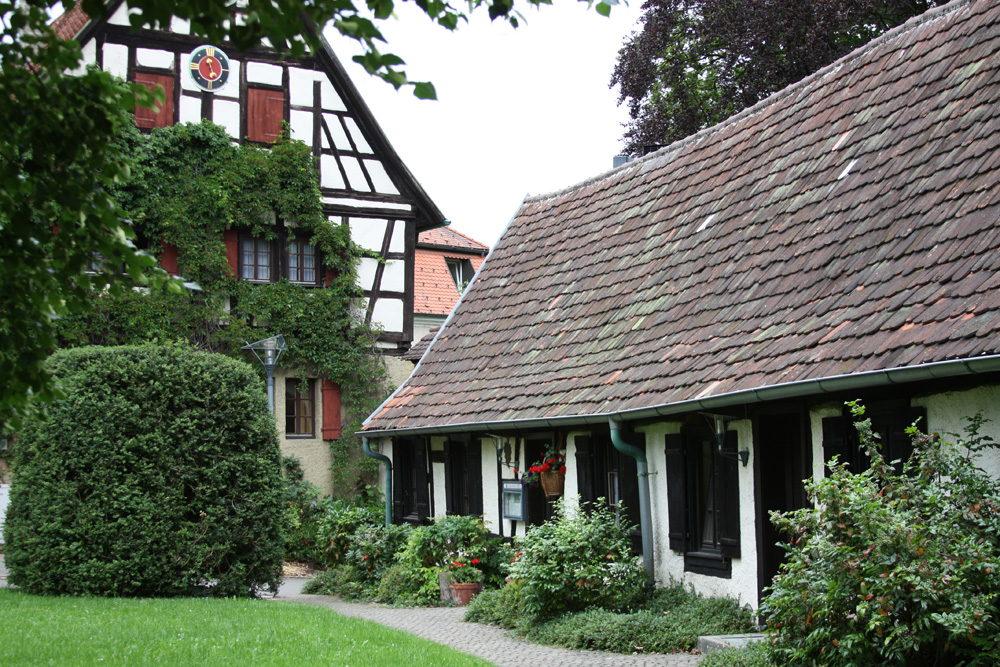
left=51, top=1, right=446, bottom=493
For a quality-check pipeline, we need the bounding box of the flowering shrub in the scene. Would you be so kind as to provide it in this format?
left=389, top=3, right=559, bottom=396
left=449, top=559, right=485, bottom=584
left=508, top=496, right=646, bottom=620
left=763, top=403, right=1000, bottom=666
left=518, top=444, right=567, bottom=487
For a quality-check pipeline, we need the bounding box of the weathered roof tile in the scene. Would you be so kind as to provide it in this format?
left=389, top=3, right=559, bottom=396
left=366, top=0, right=1000, bottom=433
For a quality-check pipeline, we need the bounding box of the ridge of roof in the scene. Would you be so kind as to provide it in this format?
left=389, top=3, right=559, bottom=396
left=524, top=0, right=976, bottom=208
left=418, top=226, right=490, bottom=252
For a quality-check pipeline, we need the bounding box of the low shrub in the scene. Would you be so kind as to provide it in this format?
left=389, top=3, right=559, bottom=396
left=465, top=578, right=753, bottom=653
left=314, top=501, right=383, bottom=567
left=376, top=563, right=443, bottom=606
left=508, top=496, right=646, bottom=621
left=282, top=456, right=333, bottom=564
left=700, top=641, right=772, bottom=667
left=302, top=565, right=366, bottom=600
left=464, top=580, right=527, bottom=630
left=346, top=522, right=413, bottom=584
left=763, top=404, right=1000, bottom=666
left=3, top=344, right=286, bottom=597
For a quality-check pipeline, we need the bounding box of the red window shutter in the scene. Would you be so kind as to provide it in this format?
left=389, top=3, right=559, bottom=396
left=160, top=242, right=179, bottom=275
left=247, top=88, right=285, bottom=143
left=322, top=380, right=342, bottom=440
left=134, top=72, right=175, bottom=129
left=223, top=230, right=239, bottom=277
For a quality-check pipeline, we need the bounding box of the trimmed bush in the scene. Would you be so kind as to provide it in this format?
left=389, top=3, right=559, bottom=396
left=763, top=404, right=1000, bottom=666
left=464, top=581, right=528, bottom=630
left=314, top=502, right=383, bottom=567
left=3, top=344, right=287, bottom=597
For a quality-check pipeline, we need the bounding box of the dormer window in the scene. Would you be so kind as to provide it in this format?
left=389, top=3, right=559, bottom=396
left=446, top=258, right=474, bottom=291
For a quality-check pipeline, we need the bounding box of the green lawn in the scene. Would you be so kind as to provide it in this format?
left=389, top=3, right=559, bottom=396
left=0, top=589, right=492, bottom=666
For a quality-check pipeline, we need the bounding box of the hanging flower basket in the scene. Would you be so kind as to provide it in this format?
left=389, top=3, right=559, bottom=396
left=540, top=470, right=565, bottom=498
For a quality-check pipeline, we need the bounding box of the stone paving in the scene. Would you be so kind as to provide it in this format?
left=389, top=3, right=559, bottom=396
left=272, top=581, right=705, bottom=667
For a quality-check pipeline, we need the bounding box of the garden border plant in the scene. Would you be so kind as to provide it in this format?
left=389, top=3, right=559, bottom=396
left=762, top=402, right=1000, bottom=666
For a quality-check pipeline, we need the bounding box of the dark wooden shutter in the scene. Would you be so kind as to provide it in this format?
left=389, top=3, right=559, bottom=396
left=467, top=442, right=483, bottom=517
left=223, top=230, right=239, bottom=276
left=664, top=432, right=687, bottom=552
left=392, top=441, right=406, bottom=523
left=160, top=242, right=179, bottom=275
left=321, top=380, right=342, bottom=440
left=718, top=430, right=741, bottom=559
left=889, top=406, right=926, bottom=470
left=822, top=416, right=853, bottom=468
left=414, top=441, right=430, bottom=521
left=247, top=88, right=285, bottom=143
left=575, top=435, right=595, bottom=504
left=443, top=441, right=455, bottom=515
left=134, top=72, right=174, bottom=129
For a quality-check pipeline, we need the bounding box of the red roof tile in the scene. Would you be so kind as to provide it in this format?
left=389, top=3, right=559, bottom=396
left=418, top=226, right=490, bottom=253
left=50, top=2, right=90, bottom=41
left=366, top=0, right=1000, bottom=434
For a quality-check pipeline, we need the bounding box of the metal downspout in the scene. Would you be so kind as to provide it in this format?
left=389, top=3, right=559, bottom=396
left=362, top=435, right=393, bottom=526
left=609, top=416, right=654, bottom=582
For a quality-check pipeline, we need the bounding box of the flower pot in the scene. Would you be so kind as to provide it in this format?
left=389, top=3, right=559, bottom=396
left=449, top=582, right=482, bottom=606
left=540, top=471, right=565, bottom=498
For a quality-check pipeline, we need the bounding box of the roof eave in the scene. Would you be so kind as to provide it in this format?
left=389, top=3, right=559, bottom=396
left=361, top=354, right=1000, bottom=437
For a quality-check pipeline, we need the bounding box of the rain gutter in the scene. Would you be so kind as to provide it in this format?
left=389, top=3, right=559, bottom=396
left=609, top=416, right=654, bottom=581
left=361, top=355, right=1000, bottom=438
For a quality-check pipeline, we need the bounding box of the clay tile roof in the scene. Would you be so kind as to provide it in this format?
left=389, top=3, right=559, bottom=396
left=365, top=0, right=1000, bottom=434
left=418, top=226, right=490, bottom=253
left=402, top=327, right=440, bottom=362
left=414, top=249, right=485, bottom=315
left=50, top=2, right=90, bottom=41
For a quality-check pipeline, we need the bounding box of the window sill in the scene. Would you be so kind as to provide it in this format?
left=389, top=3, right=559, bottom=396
left=285, top=434, right=316, bottom=439
left=684, top=550, right=732, bottom=578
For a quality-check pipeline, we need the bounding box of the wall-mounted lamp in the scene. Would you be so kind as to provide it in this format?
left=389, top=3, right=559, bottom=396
left=701, top=412, right=750, bottom=467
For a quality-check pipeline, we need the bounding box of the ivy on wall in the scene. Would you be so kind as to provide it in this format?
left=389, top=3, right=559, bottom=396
left=55, top=120, right=387, bottom=494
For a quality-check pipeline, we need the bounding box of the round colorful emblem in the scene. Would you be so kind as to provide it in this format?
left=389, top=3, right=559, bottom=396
left=188, top=45, right=230, bottom=92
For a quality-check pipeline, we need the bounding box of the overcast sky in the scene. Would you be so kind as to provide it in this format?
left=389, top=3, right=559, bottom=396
left=325, top=1, right=647, bottom=247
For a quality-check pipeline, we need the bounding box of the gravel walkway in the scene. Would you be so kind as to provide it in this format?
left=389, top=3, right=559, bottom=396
left=272, top=581, right=705, bottom=667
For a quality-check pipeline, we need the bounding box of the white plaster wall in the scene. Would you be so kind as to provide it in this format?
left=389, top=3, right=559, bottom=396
left=413, top=315, right=445, bottom=345
left=344, top=117, right=372, bottom=152
left=320, top=154, right=346, bottom=189
left=213, top=99, right=241, bottom=139
left=103, top=43, right=129, bottom=78
left=365, top=160, right=399, bottom=195
left=640, top=420, right=759, bottom=609
left=479, top=437, right=501, bottom=534
left=179, top=96, right=201, bottom=124
left=108, top=3, right=132, bottom=25
left=342, top=157, right=371, bottom=192
left=72, top=40, right=98, bottom=74
left=325, top=113, right=352, bottom=150
left=914, top=384, right=1000, bottom=477
left=356, top=258, right=379, bottom=292
left=246, top=61, right=282, bottom=86
left=136, top=47, right=174, bottom=69
left=290, top=109, right=313, bottom=144
left=371, top=298, right=404, bottom=333
left=349, top=218, right=388, bottom=252
left=380, top=259, right=405, bottom=293
left=321, top=79, right=346, bottom=112
left=430, top=436, right=448, bottom=519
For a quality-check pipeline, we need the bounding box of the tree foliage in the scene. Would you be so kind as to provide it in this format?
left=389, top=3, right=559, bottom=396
left=3, top=344, right=287, bottom=597
left=0, top=0, right=616, bottom=429
left=612, top=0, right=947, bottom=155
left=762, top=403, right=1000, bottom=666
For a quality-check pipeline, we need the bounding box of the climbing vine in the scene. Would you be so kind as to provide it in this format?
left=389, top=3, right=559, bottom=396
left=56, top=119, right=388, bottom=493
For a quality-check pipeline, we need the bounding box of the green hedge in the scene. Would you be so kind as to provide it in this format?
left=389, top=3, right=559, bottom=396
left=3, top=344, right=287, bottom=597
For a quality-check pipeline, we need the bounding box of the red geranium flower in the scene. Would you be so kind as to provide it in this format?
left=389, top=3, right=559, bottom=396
left=540, top=462, right=551, bottom=472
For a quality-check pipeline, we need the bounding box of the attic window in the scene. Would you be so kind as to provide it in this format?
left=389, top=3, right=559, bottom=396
left=446, top=258, right=474, bottom=291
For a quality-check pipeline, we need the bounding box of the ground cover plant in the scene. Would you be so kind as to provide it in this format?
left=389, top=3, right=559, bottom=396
left=3, top=344, right=287, bottom=597
left=762, top=404, right=1000, bottom=666
left=0, top=589, right=491, bottom=667
left=465, top=578, right=754, bottom=654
